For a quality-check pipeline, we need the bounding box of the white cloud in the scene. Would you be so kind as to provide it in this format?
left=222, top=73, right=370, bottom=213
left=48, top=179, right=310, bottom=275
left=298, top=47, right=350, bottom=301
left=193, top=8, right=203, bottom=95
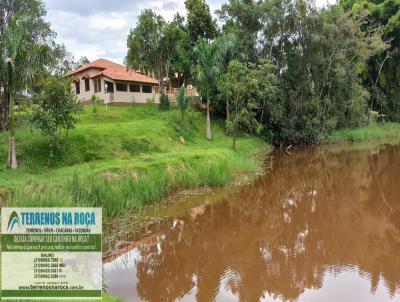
left=44, top=0, right=197, bottom=64
left=44, top=0, right=336, bottom=64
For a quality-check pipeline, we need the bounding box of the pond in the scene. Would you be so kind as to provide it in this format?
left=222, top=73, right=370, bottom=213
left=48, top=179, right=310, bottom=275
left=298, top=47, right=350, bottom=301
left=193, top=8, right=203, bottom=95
left=104, top=142, right=400, bottom=302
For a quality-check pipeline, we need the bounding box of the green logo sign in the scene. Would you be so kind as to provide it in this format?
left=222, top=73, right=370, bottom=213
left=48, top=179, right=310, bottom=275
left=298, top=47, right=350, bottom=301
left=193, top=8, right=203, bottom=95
left=7, top=210, right=20, bottom=231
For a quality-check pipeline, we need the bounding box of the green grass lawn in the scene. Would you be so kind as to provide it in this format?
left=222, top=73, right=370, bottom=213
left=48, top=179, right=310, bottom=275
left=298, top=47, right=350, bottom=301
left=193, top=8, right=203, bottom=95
left=0, top=104, right=269, bottom=219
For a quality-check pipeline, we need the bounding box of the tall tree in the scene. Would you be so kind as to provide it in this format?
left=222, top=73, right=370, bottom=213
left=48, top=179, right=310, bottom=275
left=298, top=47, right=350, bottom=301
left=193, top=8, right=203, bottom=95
left=217, top=0, right=262, bottom=62
left=169, top=13, right=193, bottom=86
left=218, top=60, right=250, bottom=149
left=0, top=16, right=50, bottom=169
left=75, top=56, right=90, bottom=68
left=185, top=0, right=217, bottom=42
left=214, top=33, right=237, bottom=121
left=161, top=16, right=188, bottom=90
left=252, top=0, right=385, bottom=144
left=193, top=39, right=221, bottom=140
left=219, top=59, right=278, bottom=149
left=31, top=77, right=81, bottom=166
left=341, top=0, right=400, bottom=120
left=126, top=9, right=167, bottom=93
left=0, top=0, right=54, bottom=133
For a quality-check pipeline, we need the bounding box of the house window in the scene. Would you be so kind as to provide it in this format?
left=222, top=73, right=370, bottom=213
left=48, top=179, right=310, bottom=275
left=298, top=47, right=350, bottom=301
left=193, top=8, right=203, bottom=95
left=116, top=83, right=128, bottom=92
left=129, top=84, right=140, bottom=92
left=105, top=81, right=114, bottom=93
left=75, top=82, right=80, bottom=94
left=85, top=79, right=90, bottom=91
left=142, top=85, right=152, bottom=93
left=94, top=79, right=102, bottom=93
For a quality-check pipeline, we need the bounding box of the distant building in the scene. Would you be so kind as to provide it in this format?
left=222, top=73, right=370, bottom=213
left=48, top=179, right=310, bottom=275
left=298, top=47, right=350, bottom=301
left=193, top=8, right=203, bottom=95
left=64, top=59, right=160, bottom=104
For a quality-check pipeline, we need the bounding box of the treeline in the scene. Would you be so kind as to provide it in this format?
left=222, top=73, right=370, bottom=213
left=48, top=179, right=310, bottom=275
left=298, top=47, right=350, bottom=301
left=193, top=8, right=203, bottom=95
left=126, top=0, right=400, bottom=145
left=0, top=0, right=399, bottom=155
left=0, top=0, right=83, bottom=169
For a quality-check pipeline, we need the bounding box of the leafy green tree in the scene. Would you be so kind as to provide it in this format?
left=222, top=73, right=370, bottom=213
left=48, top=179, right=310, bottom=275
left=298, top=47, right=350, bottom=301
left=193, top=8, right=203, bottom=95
left=0, top=0, right=55, bottom=133
left=161, top=14, right=191, bottom=86
left=251, top=60, right=279, bottom=138
left=75, top=56, right=90, bottom=68
left=252, top=1, right=383, bottom=144
left=193, top=39, right=221, bottom=140
left=168, top=13, right=193, bottom=87
left=31, top=77, right=81, bottom=142
left=217, top=0, right=262, bottom=62
left=46, top=44, right=75, bottom=77
left=0, top=16, right=50, bottom=169
left=176, top=85, right=192, bottom=133
left=219, top=60, right=278, bottom=149
left=219, top=60, right=249, bottom=149
left=127, top=9, right=190, bottom=101
left=214, top=33, right=237, bottom=121
left=185, top=0, right=217, bottom=42
left=159, top=94, right=170, bottom=111
left=126, top=9, right=167, bottom=93
left=340, top=0, right=400, bottom=120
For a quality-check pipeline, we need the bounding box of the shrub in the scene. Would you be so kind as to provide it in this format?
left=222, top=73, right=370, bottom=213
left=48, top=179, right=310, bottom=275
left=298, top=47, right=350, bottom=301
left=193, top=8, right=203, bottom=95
left=129, top=95, right=136, bottom=110
left=159, top=93, right=170, bottom=111
left=146, top=95, right=155, bottom=106
left=90, top=94, right=101, bottom=114
left=31, top=77, right=81, bottom=139
left=31, top=77, right=82, bottom=165
left=176, top=86, right=191, bottom=134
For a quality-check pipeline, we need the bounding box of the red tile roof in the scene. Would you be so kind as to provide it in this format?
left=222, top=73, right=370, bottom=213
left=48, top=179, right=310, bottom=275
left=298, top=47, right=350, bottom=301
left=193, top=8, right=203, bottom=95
left=65, top=58, right=158, bottom=85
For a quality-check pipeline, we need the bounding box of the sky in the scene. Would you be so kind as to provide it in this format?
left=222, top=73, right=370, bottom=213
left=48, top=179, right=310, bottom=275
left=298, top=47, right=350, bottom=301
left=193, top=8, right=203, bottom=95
left=43, top=0, right=335, bottom=65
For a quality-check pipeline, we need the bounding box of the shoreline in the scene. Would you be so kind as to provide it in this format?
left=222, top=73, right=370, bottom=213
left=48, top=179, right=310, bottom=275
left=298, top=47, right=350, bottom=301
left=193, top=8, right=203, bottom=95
left=102, top=134, right=400, bottom=254
left=102, top=146, right=272, bottom=253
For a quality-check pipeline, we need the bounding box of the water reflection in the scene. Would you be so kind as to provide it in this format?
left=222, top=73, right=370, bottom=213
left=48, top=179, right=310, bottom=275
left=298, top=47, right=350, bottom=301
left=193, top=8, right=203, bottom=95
left=104, top=143, right=400, bottom=302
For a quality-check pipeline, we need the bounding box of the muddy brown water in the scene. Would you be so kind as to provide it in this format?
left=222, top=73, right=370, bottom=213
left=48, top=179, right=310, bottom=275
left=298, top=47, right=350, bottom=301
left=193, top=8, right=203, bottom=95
left=104, top=142, right=400, bottom=302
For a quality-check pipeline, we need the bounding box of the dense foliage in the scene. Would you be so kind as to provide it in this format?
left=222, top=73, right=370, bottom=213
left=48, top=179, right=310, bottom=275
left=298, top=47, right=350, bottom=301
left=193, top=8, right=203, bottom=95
left=1, top=0, right=399, bottom=153
left=176, top=85, right=192, bottom=133
left=159, top=94, right=170, bottom=111
left=32, top=77, right=81, bottom=139
left=126, top=0, right=398, bottom=146
left=341, top=0, right=400, bottom=121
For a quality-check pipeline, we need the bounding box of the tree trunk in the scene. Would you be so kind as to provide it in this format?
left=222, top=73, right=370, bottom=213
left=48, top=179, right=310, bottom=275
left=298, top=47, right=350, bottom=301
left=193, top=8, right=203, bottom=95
left=232, top=129, right=236, bottom=150
left=159, top=78, right=165, bottom=95
left=9, top=133, right=17, bottom=170
left=8, top=133, right=11, bottom=164
left=226, top=94, right=229, bottom=121
left=232, top=100, right=238, bottom=150
left=0, top=86, right=9, bottom=133
left=225, top=95, right=230, bottom=135
left=369, top=51, right=391, bottom=124
left=7, top=92, right=17, bottom=169
left=158, top=66, right=165, bottom=95
left=206, top=94, right=211, bottom=140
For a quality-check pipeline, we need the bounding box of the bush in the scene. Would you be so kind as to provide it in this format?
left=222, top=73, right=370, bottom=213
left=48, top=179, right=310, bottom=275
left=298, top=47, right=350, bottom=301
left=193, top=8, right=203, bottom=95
left=146, top=95, right=155, bottom=106
left=31, top=77, right=81, bottom=139
left=31, top=77, right=82, bottom=165
left=90, top=94, right=101, bottom=114
left=159, top=93, right=170, bottom=111
left=176, top=86, right=191, bottom=134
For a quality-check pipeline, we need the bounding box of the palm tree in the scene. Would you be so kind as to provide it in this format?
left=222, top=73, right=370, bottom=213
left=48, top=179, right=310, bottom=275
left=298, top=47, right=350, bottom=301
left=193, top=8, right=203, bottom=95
left=193, top=39, right=220, bottom=140
left=215, top=34, right=236, bottom=122
left=0, top=16, right=49, bottom=169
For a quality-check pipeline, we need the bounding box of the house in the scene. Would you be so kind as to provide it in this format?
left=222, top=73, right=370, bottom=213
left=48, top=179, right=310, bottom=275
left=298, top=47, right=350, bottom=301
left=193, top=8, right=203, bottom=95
left=65, top=59, right=160, bottom=104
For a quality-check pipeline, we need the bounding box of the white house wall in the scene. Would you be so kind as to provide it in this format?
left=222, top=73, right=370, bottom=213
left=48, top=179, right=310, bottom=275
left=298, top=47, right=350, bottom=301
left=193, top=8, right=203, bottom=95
left=71, top=68, right=160, bottom=104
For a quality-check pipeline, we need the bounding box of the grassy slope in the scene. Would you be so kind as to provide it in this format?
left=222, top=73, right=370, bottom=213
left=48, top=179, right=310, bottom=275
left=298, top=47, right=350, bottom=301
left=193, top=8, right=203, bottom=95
left=327, top=122, right=400, bottom=142
left=0, top=105, right=268, bottom=218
